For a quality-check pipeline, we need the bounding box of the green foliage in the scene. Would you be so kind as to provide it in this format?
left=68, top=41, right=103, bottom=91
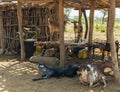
left=115, top=25, right=120, bottom=30
left=95, top=24, right=106, bottom=32
left=95, top=24, right=99, bottom=30
left=64, top=8, right=72, bottom=21
left=70, top=16, right=78, bottom=22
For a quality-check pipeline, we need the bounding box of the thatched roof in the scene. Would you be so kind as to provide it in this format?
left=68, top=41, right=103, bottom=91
left=0, top=0, right=120, bottom=10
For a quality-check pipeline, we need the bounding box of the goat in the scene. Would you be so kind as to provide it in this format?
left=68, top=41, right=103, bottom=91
left=32, top=64, right=62, bottom=81
left=72, top=21, right=83, bottom=43
left=77, top=64, right=107, bottom=88
left=60, top=64, right=79, bottom=77
left=48, top=19, right=60, bottom=41
left=92, top=40, right=119, bottom=60
left=32, top=64, right=79, bottom=81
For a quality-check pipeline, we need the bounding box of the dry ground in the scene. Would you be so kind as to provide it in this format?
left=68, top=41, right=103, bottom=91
left=0, top=30, right=120, bottom=92
left=0, top=55, right=120, bottom=92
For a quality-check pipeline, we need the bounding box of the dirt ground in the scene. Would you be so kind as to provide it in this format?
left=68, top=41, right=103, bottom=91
left=0, top=30, right=120, bottom=92
left=0, top=55, right=120, bottom=92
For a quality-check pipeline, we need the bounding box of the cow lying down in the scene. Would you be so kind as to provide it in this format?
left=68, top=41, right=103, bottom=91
left=32, top=64, right=79, bottom=81
left=77, top=64, right=107, bottom=88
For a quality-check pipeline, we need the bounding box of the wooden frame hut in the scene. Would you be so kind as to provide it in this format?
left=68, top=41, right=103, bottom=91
left=0, top=0, right=120, bottom=82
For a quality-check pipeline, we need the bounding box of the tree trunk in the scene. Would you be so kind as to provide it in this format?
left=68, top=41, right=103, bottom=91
left=106, top=8, right=109, bottom=41
left=59, top=0, right=65, bottom=68
left=107, top=0, right=120, bottom=84
left=88, top=1, right=95, bottom=60
left=0, top=11, right=4, bottom=48
left=102, top=14, right=105, bottom=24
left=83, top=9, right=88, bottom=39
left=76, top=9, right=82, bottom=43
left=17, top=1, right=25, bottom=61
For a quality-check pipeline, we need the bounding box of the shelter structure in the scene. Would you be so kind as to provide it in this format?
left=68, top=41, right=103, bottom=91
left=0, top=0, right=120, bottom=71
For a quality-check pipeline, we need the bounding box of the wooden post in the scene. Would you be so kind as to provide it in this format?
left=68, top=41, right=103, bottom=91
left=54, top=1, right=60, bottom=41
left=77, top=9, right=82, bottom=42
left=59, top=0, right=65, bottom=68
left=78, top=9, right=82, bottom=24
left=0, top=11, right=4, bottom=48
left=17, top=1, right=25, bottom=61
left=54, top=1, right=59, bottom=21
left=88, top=1, right=95, bottom=60
left=106, top=8, right=110, bottom=41
left=107, top=0, right=120, bottom=83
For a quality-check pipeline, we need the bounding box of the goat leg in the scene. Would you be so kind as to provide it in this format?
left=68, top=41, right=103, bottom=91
left=92, top=82, right=100, bottom=87
left=32, top=77, right=43, bottom=81
left=102, top=76, right=107, bottom=88
left=89, top=82, right=94, bottom=87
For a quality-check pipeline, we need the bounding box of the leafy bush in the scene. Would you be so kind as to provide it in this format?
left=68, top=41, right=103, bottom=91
left=95, top=24, right=106, bottom=32
left=115, top=25, right=120, bottom=30
left=95, top=24, right=99, bottom=30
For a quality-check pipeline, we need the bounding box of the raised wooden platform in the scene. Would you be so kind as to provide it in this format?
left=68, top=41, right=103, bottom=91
left=34, top=40, right=88, bottom=48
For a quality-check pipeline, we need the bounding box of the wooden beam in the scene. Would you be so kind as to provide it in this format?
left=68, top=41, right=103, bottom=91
left=17, top=0, right=25, bottom=61
left=88, top=0, right=96, bottom=60
left=107, top=0, right=120, bottom=83
left=59, top=0, right=65, bottom=68
left=0, top=11, right=4, bottom=48
left=21, top=0, right=54, bottom=4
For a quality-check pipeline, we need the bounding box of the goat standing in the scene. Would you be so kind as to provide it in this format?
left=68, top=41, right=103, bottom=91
left=73, top=21, right=83, bottom=43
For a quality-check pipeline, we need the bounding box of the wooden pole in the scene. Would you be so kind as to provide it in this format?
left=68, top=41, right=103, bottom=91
left=78, top=9, right=82, bottom=24
left=106, top=8, right=109, bottom=41
left=0, top=11, right=4, bottom=48
left=107, top=0, right=120, bottom=83
left=54, top=1, right=59, bottom=21
left=54, top=1, right=60, bottom=41
left=77, top=9, right=82, bottom=42
left=17, top=1, right=25, bottom=61
left=59, top=0, right=65, bottom=68
left=88, top=1, right=95, bottom=60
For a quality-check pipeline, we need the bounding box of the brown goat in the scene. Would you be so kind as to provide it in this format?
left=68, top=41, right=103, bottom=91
left=92, top=40, right=119, bottom=60
left=72, top=21, right=83, bottom=43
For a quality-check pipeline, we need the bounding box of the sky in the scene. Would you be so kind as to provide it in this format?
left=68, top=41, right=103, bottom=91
left=69, top=8, right=120, bottom=18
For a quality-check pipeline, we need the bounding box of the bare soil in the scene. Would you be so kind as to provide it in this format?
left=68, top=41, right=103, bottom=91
left=0, top=29, right=120, bottom=92
left=0, top=55, right=120, bottom=92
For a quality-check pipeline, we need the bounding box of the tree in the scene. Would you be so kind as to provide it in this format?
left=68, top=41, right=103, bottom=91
left=100, top=9, right=108, bottom=24
left=64, top=8, right=72, bottom=21
left=82, top=9, right=88, bottom=39
left=107, top=0, right=120, bottom=84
